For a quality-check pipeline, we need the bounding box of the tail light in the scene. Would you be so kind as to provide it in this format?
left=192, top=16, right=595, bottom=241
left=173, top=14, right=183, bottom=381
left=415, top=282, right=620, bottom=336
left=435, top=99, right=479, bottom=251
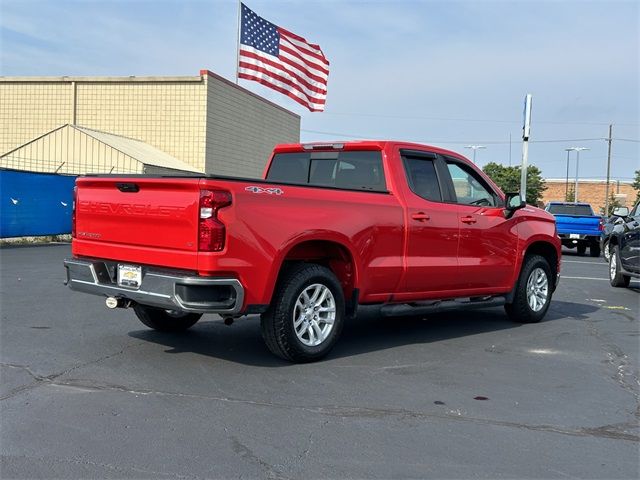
left=598, top=218, right=604, bottom=232
left=71, top=185, right=78, bottom=238
left=198, top=189, right=232, bottom=251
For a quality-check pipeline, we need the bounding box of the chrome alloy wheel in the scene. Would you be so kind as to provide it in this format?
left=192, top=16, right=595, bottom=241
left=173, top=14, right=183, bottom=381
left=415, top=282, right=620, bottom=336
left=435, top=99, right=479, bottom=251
left=604, top=241, right=611, bottom=262
left=293, top=283, right=336, bottom=347
left=610, top=253, right=617, bottom=280
left=526, top=267, right=549, bottom=312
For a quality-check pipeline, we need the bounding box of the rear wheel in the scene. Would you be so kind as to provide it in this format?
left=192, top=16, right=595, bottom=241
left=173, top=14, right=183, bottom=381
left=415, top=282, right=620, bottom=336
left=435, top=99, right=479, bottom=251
left=577, top=244, right=587, bottom=255
left=505, top=255, right=552, bottom=324
left=590, top=244, right=601, bottom=258
left=260, top=263, right=345, bottom=363
left=603, top=240, right=611, bottom=262
left=609, top=246, right=631, bottom=288
left=133, top=305, right=202, bottom=332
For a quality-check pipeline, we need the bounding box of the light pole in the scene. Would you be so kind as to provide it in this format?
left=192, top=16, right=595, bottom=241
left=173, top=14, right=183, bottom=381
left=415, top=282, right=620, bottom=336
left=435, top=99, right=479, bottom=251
left=564, top=148, right=576, bottom=200
left=465, top=145, right=486, bottom=164
left=569, top=147, right=589, bottom=203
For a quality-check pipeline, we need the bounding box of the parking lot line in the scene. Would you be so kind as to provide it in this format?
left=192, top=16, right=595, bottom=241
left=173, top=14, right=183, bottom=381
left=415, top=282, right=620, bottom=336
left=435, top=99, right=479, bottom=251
left=562, top=276, right=609, bottom=281
left=563, top=260, right=606, bottom=264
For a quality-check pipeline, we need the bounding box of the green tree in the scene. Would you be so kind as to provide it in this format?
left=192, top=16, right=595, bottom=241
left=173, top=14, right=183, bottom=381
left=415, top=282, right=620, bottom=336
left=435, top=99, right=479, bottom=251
left=600, top=191, right=622, bottom=216
left=565, top=185, right=575, bottom=203
left=482, top=162, right=547, bottom=205
left=633, top=169, right=640, bottom=204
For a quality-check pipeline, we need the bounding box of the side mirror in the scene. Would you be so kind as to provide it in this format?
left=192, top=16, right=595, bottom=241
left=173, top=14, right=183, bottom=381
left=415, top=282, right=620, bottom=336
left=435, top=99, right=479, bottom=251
left=612, top=207, right=629, bottom=217
left=504, top=192, right=526, bottom=218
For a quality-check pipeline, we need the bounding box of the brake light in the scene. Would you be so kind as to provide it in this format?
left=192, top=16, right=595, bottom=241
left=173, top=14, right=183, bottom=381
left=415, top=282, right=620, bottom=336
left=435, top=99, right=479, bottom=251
left=71, top=185, right=78, bottom=238
left=198, top=190, right=232, bottom=251
left=598, top=218, right=604, bottom=232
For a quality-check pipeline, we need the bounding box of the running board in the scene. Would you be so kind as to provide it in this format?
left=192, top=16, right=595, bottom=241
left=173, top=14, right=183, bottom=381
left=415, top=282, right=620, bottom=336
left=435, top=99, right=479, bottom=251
left=379, top=296, right=507, bottom=317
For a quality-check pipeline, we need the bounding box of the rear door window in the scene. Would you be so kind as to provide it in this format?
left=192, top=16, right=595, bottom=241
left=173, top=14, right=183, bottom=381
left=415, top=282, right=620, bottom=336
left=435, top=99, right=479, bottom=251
left=267, top=151, right=386, bottom=192
left=403, top=156, right=443, bottom=202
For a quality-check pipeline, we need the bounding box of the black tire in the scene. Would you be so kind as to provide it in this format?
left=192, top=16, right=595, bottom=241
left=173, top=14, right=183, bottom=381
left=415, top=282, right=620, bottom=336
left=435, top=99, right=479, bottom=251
left=609, top=246, right=631, bottom=288
left=577, top=244, right=587, bottom=255
left=603, top=240, right=610, bottom=263
left=505, top=254, right=553, bottom=324
left=260, top=263, right=345, bottom=363
left=133, top=304, right=202, bottom=332
left=590, top=244, right=601, bottom=258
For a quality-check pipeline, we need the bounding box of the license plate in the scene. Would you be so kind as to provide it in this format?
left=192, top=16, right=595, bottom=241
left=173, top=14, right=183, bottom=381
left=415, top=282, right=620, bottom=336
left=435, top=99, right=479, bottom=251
left=569, top=234, right=580, bottom=239
left=118, top=264, right=142, bottom=288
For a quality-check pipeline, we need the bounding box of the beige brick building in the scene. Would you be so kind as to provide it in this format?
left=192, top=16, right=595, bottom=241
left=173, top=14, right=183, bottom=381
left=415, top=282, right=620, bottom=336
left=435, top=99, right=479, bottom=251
left=0, top=70, right=300, bottom=176
left=542, top=179, right=637, bottom=213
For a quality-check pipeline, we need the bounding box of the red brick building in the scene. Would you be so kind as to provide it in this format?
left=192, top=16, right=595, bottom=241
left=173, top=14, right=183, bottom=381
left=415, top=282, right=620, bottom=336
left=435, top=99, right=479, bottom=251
left=542, top=179, right=637, bottom=213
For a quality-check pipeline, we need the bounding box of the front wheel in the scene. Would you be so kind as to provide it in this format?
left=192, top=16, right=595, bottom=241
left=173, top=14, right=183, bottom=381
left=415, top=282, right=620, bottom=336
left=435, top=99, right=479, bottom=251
left=505, top=255, right=553, bottom=324
left=609, top=246, right=631, bottom=288
left=133, top=305, right=202, bottom=332
left=260, top=263, right=345, bottom=363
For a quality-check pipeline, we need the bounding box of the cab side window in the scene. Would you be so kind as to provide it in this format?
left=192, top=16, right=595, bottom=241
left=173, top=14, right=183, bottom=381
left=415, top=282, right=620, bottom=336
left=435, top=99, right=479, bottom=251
left=403, top=156, right=442, bottom=202
left=445, top=161, right=498, bottom=207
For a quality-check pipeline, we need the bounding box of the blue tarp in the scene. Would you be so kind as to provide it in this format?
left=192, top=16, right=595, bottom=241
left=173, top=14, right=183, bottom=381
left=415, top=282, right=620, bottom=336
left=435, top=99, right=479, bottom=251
left=0, top=169, right=77, bottom=238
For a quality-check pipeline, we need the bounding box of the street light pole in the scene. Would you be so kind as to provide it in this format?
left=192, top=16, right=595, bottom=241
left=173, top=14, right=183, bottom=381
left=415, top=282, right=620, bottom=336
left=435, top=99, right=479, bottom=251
left=570, top=147, right=589, bottom=203
left=564, top=148, right=572, bottom=200
left=465, top=145, right=486, bottom=164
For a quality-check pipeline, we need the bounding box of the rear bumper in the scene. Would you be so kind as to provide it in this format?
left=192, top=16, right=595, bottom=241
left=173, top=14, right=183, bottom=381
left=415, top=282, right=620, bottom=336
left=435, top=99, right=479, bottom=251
left=64, top=258, right=244, bottom=314
left=558, top=233, right=600, bottom=243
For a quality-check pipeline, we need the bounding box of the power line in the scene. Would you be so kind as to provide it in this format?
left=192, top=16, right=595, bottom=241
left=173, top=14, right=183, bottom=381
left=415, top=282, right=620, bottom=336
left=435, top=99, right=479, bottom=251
left=320, top=111, right=639, bottom=127
left=300, top=129, right=608, bottom=145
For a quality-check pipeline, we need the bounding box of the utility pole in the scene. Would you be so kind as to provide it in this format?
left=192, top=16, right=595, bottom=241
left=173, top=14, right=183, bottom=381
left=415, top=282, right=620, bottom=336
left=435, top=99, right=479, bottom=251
left=604, top=124, right=613, bottom=216
left=509, top=133, right=512, bottom=166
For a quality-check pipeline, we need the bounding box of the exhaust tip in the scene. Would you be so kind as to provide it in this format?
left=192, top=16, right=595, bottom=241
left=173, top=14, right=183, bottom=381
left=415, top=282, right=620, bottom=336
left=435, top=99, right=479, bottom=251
left=105, top=297, right=120, bottom=309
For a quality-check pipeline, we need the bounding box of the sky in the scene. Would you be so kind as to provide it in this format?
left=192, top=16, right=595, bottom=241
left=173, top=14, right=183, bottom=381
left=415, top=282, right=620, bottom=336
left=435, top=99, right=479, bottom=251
left=1, top=0, right=638, bottom=181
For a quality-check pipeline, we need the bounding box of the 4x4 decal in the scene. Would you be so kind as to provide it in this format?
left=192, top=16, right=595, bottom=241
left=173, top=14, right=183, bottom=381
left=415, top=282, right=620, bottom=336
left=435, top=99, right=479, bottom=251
left=245, top=186, right=284, bottom=195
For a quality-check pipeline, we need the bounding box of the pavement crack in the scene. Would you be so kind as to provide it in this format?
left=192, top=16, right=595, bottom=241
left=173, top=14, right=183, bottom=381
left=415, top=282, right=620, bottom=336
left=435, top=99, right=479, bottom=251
left=47, top=341, right=147, bottom=381
left=231, top=436, right=289, bottom=480
left=47, top=378, right=640, bottom=443
left=0, top=341, right=146, bottom=401
left=0, top=362, right=48, bottom=381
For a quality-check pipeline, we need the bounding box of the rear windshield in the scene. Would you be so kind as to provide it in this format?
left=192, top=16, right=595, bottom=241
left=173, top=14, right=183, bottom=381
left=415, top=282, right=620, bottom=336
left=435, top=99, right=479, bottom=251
left=266, top=151, right=386, bottom=192
left=547, top=204, right=594, bottom=216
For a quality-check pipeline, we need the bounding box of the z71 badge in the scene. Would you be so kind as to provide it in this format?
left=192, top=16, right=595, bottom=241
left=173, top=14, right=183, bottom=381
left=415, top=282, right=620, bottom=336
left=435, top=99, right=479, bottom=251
left=245, top=186, right=284, bottom=195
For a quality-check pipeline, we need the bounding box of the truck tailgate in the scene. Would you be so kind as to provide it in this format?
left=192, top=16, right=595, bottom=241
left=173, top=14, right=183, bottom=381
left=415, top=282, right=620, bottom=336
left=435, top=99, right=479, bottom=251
left=73, top=177, right=201, bottom=268
left=554, top=215, right=601, bottom=235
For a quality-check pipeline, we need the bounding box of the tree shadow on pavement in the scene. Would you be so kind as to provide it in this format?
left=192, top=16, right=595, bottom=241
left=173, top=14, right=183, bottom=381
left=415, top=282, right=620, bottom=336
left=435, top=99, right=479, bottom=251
left=128, top=299, right=599, bottom=367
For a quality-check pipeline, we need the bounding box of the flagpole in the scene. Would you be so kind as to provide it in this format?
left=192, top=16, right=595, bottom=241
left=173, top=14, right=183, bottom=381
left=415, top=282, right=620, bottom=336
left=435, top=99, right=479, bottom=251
left=235, top=0, right=241, bottom=84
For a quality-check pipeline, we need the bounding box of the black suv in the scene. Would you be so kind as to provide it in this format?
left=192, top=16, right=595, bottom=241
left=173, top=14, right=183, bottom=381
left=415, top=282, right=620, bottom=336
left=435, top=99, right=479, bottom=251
left=608, top=202, right=640, bottom=287
left=601, top=202, right=639, bottom=262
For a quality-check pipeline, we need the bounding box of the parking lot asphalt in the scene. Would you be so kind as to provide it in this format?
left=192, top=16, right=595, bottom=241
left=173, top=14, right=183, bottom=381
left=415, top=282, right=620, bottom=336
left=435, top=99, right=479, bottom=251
left=1, top=244, right=638, bottom=479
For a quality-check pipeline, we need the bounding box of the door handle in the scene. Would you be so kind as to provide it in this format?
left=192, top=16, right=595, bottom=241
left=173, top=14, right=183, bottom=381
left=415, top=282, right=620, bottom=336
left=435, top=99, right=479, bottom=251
left=461, top=216, right=477, bottom=224
left=411, top=212, right=430, bottom=222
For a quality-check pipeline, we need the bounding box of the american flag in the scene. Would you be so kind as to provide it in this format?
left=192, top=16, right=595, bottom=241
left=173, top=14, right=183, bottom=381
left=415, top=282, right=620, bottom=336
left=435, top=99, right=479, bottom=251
left=238, top=3, right=329, bottom=112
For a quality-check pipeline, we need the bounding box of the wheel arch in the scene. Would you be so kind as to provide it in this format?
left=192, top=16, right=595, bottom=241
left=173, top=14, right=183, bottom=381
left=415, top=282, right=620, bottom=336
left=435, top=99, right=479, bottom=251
left=522, top=240, right=560, bottom=289
left=264, top=235, right=361, bottom=311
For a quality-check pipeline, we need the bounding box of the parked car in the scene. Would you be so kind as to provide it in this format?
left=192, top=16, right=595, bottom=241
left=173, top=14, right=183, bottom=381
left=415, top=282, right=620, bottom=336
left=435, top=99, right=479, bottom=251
left=64, top=141, right=561, bottom=362
left=609, top=203, right=640, bottom=287
left=545, top=202, right=603, bottom=257
left=602, top=203, right=639, bottom=262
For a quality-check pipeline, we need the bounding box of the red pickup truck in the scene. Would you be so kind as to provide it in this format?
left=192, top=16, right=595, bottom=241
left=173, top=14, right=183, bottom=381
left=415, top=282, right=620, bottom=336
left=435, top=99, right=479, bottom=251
left=65, top=141, right=561, bottom=362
